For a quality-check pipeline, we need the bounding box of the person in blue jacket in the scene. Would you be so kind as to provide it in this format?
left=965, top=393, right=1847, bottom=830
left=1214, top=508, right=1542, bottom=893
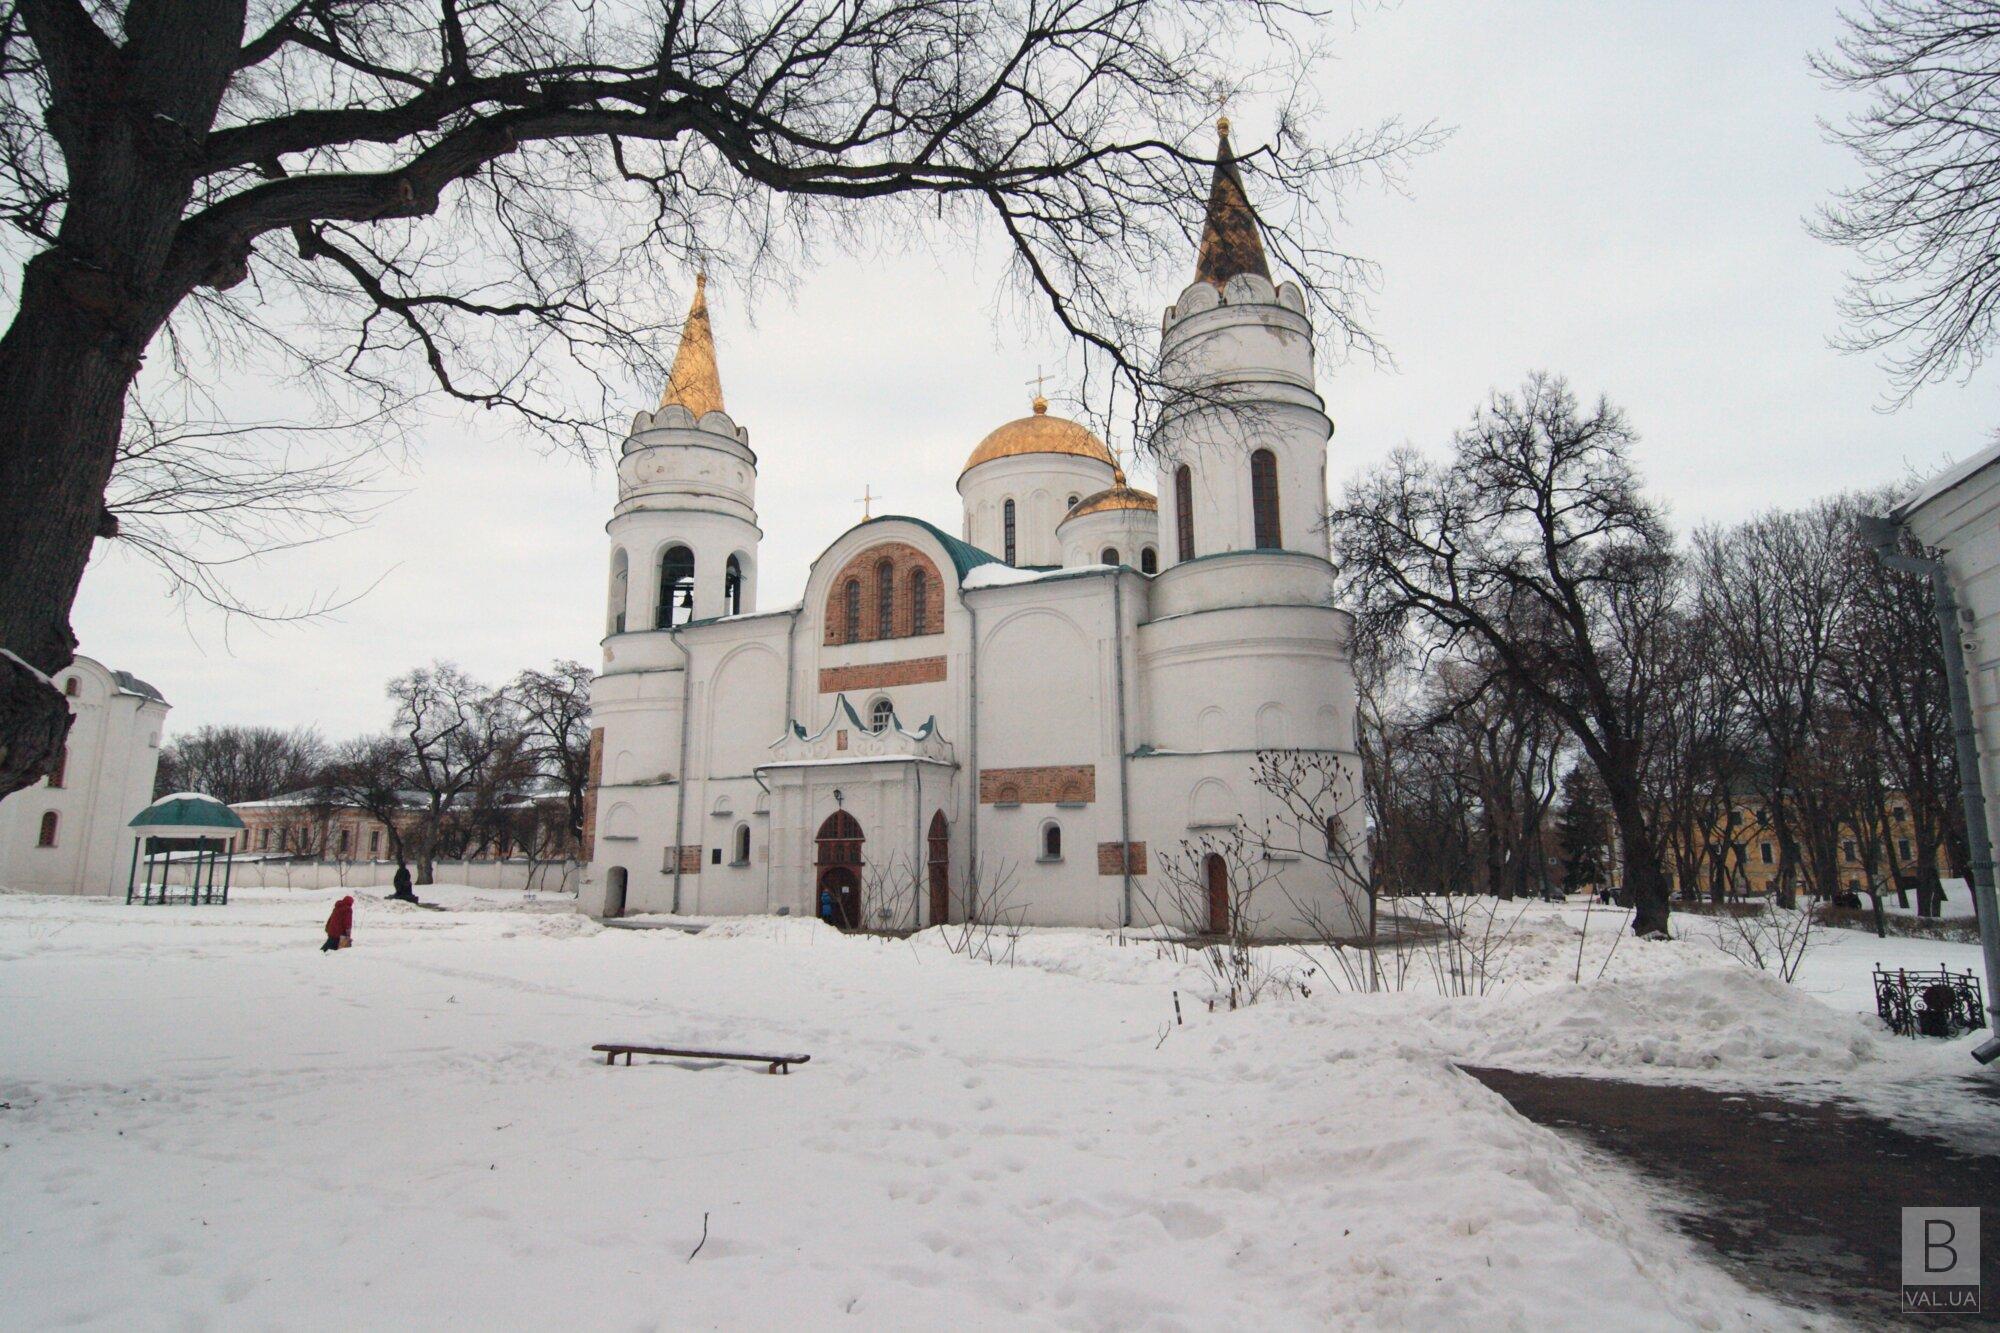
left=817, top=885, right=836, bottom=925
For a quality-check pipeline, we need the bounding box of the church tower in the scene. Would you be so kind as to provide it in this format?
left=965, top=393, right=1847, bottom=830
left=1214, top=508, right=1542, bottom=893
left=603, top=276, right=762, bottom=637
left=1154, top=120, right=1331, bottom=569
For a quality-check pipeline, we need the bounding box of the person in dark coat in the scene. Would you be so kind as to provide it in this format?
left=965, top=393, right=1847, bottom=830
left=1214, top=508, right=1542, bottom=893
left=391, top=862, right=414, bottom=901
left=322, top=895, right=354, bottom=952
left=817, top=885, right=835, bottom=925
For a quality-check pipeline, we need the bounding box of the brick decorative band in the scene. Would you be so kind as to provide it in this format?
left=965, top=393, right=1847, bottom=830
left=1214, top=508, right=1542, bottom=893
left=819, top=656, right=948, bottom=694
left=1097, top=841, right=1148, bottom=876
left=665, top=844, right=701, bottom=874
left=979, top=765, right=1095, bottom=805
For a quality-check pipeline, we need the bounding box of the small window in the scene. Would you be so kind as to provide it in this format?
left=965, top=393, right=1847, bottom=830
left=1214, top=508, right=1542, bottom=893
left=870, top=698, right=894, bottom=733
left=36, top=811, right=57, bottom=847
left=1842, top=840, right=1856, bottom=863
left=1892, top=806, right=1907, bottom=821
left=1759, top=842, right=1773, bottom=865
left=370, top=830, right=381, bottom=855
left=260, top=828, right=271, bottom=850
left=47, top=744, right=66, bottom=789
left=1067, top=494, right=1080, bottom=509
left=1040, top=821, right=1062, bottom=861
left=338, top=829, right=351, bottom=856
left=909, top=567, right=928, bottom=633
left=844, top=578, right=862, bottom=643
left=1140, top=547, right=1158, bottom=575
left=1101, top=547, right=1119, bottom=567
left=710, top=846, right=722, bottom=865
left=1003, top=499, right=1018, bottom=565
left=996, top=784, right=1021, bottom=807
left=733, top=823, right=751, bottom=865
left=1898, top=837, right=1912, bottom=859
left=62, top=677, right=78, bottom=697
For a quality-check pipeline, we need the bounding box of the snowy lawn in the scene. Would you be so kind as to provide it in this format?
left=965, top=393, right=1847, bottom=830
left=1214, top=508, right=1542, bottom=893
left=0, top=887, right=1990, bottom=1330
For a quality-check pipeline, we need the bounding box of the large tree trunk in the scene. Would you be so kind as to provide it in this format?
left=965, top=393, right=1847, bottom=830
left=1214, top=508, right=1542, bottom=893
left=0, top=257, right=143, bottom=795
left=1601, top=775, right=1671, bottom=937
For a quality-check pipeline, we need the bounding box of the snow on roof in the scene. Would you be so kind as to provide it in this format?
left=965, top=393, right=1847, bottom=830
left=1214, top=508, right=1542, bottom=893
left=1893, top=435, right=2000, bottom=521
left=157, top=791, right=225, bottom=805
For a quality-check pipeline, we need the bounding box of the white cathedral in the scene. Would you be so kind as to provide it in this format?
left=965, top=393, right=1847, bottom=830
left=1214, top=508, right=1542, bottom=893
left=579, top=124, right=1366, bottom=937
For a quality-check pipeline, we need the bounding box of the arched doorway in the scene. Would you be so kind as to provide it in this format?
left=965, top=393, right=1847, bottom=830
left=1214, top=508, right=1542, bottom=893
left=927, top=811, right=950, bottom=925
left=815, top=810, right=864, bottom=929
left=604, top=866, right=628, bottom=919
left=1204, top=853, right=1228, bottom=935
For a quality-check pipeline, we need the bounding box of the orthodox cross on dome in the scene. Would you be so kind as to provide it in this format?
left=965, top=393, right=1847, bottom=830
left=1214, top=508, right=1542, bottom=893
left=856, top=484, right=880, bottom=520
left=1025, top=367, right=1050, bottom=414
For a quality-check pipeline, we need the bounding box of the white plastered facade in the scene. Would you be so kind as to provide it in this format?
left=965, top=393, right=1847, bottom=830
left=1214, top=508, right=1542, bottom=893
left=581, top=268, right=1366, bottom=938
left=0, top=655, right=168, bottom=895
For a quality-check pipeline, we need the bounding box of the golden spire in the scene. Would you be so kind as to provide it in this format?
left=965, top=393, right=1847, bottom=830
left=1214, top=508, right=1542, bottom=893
left=660, top=274, right=725, bottom=416
left=1194, top=118, right=1272, bottom=288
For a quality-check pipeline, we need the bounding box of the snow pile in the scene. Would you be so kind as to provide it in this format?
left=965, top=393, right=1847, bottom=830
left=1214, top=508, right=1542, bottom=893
left=961, top=563, right=1057, bottom=588
left=1451, top=965, right=1884, bottom=1075
left=699, top=913, right=845, bottom=943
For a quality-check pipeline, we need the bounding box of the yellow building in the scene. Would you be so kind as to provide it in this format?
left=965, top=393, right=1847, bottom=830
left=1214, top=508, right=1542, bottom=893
left=1671, top=792, right=1942, bottom=900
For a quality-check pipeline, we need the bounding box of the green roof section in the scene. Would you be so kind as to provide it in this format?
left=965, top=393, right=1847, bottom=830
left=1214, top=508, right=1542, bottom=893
left=129, top=794, right=246, bottom=832
left=856, top=514, right=1002, bottom=581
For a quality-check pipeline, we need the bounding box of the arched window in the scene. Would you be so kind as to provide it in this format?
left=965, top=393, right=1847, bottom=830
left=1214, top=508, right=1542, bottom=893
left=656, top=545, right=695, bottom=628
left=1100, top=546, right=1119, bottom=567
left=1140, top=546, right=1158, bottom=575
left=724, top=554, right=744, bottom=616
left=1003, top=499, right=1018, bottom=565
left=1040, top=821, right=1062, bottom=861
left=62, top=677, right=78, bottom=697
left=843, top=578, right=862, bottom=643
left=1174, top=465, right=1195, bottom=561
left=876, top=558, right=896, bottom=639
left=607, top=549, right=629, bottom=634
left=733, top=823, right=751, bottom=865
left=47, top=744, right=66, bottom=789
left=909, top=566, right=928, bottom=633
left=36, top=811, right=57, bottom=847
left=1067, top=493, right=1080, bottom=509
left=869, top=698, right=894, bottom=733
left=1251, top=449, right=1282, bottom=549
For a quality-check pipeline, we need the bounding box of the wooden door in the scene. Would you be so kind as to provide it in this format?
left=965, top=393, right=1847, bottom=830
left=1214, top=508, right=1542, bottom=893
left=1204, top=853, right=1228, bottom=935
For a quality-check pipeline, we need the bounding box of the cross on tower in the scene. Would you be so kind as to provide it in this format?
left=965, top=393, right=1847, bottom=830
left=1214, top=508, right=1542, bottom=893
left=1026, top=367, right=1047, bottom=401
left=855, top=485, right=879, bottom=520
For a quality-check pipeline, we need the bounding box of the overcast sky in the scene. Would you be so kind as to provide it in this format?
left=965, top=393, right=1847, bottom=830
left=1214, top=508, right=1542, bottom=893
left=69, top=0, right=2000, bottom=743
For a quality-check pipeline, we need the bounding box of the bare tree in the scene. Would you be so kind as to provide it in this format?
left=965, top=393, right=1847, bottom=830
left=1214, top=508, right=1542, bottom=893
left=316, top=732, right=418, bottom=881
left=0, top=0, right=1437, bottom=798
left=1813, top=0, right=2000, bottom=397
left=509, top=660, right=593, bottom=844
left=1330, top=374, right=1684, bottom=936
left=386, top=660, right=520, bottom=884
left=155, top=722, right=326, bottom=803
left=1693, top=502, right=1855, bottom=908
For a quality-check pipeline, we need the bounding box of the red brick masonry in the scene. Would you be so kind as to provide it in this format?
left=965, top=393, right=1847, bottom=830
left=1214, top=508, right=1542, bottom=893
left=979, top=765, right=1096, bottom=805
left=819, top=656, right=948, bottom=694
left=1097, top=842, right=1149, bottom=876
left=823, top=542, right=946, bottom=645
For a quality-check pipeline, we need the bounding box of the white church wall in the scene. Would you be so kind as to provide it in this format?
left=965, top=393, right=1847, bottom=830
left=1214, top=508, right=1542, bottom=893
left=958, top=451, right=1117, bottom=566
left=0, top=656, right=167, bottom=896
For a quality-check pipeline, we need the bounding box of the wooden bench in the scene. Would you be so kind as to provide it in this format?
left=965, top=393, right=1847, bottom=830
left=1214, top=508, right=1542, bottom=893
left=592, top=1043, right=811, bottom=1075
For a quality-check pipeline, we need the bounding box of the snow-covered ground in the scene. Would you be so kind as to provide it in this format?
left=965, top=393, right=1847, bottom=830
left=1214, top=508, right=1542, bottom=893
left=0, top=887, right=1990, bottom=1330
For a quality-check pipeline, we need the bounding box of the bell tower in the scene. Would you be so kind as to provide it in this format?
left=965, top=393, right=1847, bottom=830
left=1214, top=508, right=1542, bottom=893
left=1153, top=120, right=1332, bottom=569
left=603, top=276, right=762, bottom=641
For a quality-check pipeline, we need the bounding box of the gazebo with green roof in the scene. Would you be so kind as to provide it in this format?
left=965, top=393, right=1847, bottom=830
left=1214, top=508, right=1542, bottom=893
left=126, top=793, right=246, bottom=905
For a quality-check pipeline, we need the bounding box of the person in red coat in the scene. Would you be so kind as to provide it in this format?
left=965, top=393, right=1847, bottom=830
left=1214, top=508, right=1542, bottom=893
left=321, top=895, right=354, bottom=953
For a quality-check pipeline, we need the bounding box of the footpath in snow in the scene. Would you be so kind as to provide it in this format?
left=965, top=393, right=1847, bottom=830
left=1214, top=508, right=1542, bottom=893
left=0, top=886, right=1989, bottom=1330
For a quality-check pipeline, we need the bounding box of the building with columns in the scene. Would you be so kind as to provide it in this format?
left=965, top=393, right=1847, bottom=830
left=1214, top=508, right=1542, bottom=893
left=580, top=124, right=1366, bottom=936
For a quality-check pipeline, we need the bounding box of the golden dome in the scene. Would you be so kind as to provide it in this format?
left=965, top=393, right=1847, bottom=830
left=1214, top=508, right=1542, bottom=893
left=963, top=396, right=1116, bottom=474
left=1062, top=467, right=1158, bottom=521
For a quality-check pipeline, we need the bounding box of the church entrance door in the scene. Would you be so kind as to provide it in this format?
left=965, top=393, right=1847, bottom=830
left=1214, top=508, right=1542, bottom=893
left=927, top=811, right=949, bottom=926
left=1204, top=853, right=1228, bottom=935
left=604, top=866, right=628, bottom=919
left=815, top=810, right=864, bottom=929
